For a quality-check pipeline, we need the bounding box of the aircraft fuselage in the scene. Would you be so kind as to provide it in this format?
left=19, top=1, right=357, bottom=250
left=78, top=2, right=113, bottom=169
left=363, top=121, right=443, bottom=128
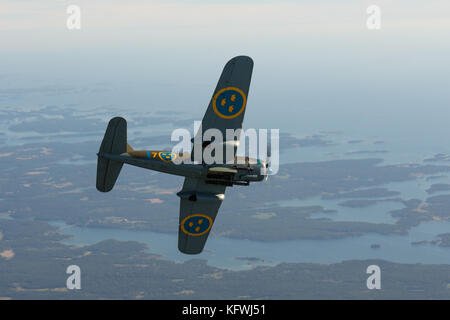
left=98, top=149, right=265, bottom=187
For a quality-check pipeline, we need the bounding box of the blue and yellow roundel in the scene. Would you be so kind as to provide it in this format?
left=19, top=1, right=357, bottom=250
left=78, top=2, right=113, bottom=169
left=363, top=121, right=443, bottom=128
left=158, top=152, right=177, bottom=162
left=212, top=87, right=246, bottom=119
left=180, top=214, right=213, bottom=236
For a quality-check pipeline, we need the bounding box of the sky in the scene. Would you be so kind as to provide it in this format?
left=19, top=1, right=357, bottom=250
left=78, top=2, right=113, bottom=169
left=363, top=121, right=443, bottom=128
left=1, top=0, right=450, bottom=141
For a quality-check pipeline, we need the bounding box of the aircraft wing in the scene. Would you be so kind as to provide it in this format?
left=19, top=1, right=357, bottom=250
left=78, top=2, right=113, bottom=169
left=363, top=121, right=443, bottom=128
left=192, top=55, right=254, bottom=163
left=178, top=56, right=253, bottom=254
left=177, top=177, right=226, bottom=254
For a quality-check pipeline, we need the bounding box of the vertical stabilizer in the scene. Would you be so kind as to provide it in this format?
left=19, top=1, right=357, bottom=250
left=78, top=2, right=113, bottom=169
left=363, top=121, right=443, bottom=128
left=96, top=117, right=127, bottom=192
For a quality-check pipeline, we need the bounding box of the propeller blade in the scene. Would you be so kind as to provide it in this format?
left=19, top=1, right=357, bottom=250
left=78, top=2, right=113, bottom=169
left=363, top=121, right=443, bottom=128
left=267, top=141, right=271, bottom=160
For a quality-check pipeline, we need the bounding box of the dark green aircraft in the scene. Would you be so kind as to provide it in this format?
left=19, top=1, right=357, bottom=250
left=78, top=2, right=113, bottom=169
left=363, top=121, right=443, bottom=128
left=96, top=56, right=271, bottom=254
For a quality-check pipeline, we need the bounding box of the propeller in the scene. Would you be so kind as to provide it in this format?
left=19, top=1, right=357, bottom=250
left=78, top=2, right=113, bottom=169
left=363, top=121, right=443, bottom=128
left=264, top=142, right=272, bottom=182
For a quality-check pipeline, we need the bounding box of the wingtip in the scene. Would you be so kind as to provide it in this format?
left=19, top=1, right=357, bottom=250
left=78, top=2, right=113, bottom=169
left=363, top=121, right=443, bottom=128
left=228, top=55, right=254, bottom=65
left=178, top=246, right=203, bottom=255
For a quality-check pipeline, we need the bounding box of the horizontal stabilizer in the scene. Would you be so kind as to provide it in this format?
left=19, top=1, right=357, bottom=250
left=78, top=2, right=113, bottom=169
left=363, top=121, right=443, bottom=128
left=96, top=117, right=127, bottom=192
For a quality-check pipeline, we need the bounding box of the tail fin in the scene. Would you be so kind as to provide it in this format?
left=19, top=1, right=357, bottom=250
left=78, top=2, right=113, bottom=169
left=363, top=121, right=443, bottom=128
left=96, top=117, right=127, bottom=192
left=126, top=143, right=134, bottom=153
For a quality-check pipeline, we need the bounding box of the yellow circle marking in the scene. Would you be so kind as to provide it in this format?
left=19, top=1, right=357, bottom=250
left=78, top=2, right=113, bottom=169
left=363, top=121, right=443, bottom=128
left=158, top=151, right=177, bottom=162
left=212, top=87, right=247, bottom=119
left=180, top=214, right=213, bottom=237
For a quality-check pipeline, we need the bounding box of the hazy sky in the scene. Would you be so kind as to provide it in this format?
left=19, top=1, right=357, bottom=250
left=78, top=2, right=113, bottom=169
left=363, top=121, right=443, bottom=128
left=1, top=0, right=450, bottom=139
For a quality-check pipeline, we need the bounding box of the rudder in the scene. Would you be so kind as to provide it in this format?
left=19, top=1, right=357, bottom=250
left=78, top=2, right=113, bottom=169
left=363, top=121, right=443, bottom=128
left=96, top=117, right=127, bottom=192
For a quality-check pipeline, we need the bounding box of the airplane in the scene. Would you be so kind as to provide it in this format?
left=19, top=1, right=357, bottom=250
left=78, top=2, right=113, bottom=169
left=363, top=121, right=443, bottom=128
left=96, top=56, right=271, bottom=254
